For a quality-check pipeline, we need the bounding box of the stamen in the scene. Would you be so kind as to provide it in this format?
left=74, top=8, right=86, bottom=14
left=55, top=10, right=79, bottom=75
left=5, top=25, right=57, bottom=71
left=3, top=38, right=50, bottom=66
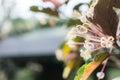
left=73, top=42, right=84, bottom=45
left=72, top=33, right=101, bottom=42
left=92, top=47, right=102, bottom=52
left=85, top=23, right=105, bottom=37
left=100, top=47, right=113, bottom=75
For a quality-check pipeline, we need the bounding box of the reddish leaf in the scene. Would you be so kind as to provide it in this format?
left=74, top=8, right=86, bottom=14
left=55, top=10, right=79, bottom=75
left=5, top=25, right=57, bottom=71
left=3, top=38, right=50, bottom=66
left=93, top=0, right=120, bottom=38
left=74, top=52, right=109, bottom=80
left=81, top=61, right=101, bottom=80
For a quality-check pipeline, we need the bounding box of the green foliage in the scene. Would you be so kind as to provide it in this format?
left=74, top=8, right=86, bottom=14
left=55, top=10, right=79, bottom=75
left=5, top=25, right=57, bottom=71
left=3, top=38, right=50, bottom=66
left=74, top=51, right=109, bottom=80
left=30, top=6, right=59, bottom=17
left=74, top=64, right=88, bottom=80
left=107, top=67, right=120, bottom=80
left=67, top=19, right=82, bottom=26
left=15, top=68, right=34, bottom=80
left=73, top=36, right=85, bottom=42
left=94, top=51, right=109, bottom=62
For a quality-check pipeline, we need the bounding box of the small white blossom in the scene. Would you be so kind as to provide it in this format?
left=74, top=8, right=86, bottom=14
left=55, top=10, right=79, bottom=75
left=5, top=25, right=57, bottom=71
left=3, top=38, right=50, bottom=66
left=80, top=52, right=91, bottom=61
left=100, top=36, right=114, bottom=48
left=84, top=40, right=94, bottom=50
left=76, top=25, right=88, bottom=34
left=66, top=27, right=78, bottom=39
left=96, top=72, right=105, bottom=79
left=80, top=40, right=93, bottom=61
left=80, top=49, right=92, bottom=61
left=66, top=25, right=87, bottom=40
left=70, top=27, right=79, bottom=33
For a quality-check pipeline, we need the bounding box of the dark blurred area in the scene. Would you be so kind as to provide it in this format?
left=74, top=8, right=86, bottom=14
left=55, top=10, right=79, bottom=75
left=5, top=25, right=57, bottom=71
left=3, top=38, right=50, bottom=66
left=0, top=56, right=63, bottom=80
left=0, top=0, right=68, bottom=80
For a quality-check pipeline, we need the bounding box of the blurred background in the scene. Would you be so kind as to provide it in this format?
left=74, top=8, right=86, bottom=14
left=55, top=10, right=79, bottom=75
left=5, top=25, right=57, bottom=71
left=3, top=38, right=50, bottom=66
left=0, top=0, right=120, bottom=80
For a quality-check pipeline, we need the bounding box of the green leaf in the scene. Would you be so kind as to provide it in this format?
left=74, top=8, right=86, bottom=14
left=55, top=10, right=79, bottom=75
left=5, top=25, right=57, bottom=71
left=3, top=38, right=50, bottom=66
left=74, top=64, right=88, bottom=80
left=73, top=36, right=85, bottom=42
left=74, top=51, right=109, bottom=80
left=67, top=19, right=82, bottom=26
left=30, top=6, right=59, bottom=17
left=94, top=51, right=109, bottom=62
left=74, top=61, right=102, bottom=80
left=112, top=48, right=120, bottom=54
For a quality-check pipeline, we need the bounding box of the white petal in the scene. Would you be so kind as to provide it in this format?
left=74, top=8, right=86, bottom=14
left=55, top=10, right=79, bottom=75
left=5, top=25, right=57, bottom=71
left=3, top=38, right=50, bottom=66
left=96, top=72, right=105, bottom=79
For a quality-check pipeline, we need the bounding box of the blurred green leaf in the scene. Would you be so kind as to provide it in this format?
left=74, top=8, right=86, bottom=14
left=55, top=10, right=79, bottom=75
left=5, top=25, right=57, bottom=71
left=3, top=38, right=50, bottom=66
left=74, top=63, right=88, bottom=80
left=94, top=51, right=109, bottom=62
left=74, top=51, right=109, bottom=80
left=112, top=48, right=120, bottom=54
left=107, top=68, right=120, bottom=80
left=74, top=61, right=101, bottom=80
left=30, top=6, right=59, bottom=17
left=67, top=19, right=82, bottom=26
left=73, top=36, right=85, bottom=42
left=16, top=68, right=34, bottom=80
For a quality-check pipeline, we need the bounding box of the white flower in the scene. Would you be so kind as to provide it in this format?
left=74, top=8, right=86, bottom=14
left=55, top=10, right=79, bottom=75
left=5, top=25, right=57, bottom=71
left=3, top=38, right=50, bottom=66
left=100, top=36, right=114, bottom=48
left=84, top=40, right=94, bottom=50
left=66, top=25, right=88, bottom=40
left=80, top=49, right=92, bottom=61
left=66, top=27, right=78, bottom=40
left=80, top=40, right=94, bottom=61
left=96, top=72, right=105, bottom=79
left=70, top=27, right=79, bottom=33
left=76, top=25, right=88, bottom=34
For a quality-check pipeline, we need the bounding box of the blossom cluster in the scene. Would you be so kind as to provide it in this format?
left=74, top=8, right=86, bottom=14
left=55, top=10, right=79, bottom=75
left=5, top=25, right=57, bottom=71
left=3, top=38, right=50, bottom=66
left=65, top=8, right=120, bottom=78
left=55, top=0, right=120, bottom=79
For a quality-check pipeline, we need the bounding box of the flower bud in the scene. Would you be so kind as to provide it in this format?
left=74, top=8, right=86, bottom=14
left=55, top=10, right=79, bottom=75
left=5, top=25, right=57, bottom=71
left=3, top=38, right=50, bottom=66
left=96, top=72, right=105, bottom=79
